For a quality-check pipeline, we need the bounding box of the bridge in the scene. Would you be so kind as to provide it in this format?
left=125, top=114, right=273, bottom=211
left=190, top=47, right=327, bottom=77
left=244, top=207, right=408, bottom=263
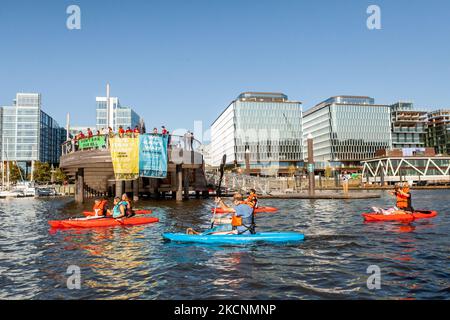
left=60, top=134, right=209, bottom=203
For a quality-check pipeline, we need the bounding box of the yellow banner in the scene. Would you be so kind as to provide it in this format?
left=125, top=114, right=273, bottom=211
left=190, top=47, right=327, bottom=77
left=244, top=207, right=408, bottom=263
left=109, top=137, right=139, bottom=180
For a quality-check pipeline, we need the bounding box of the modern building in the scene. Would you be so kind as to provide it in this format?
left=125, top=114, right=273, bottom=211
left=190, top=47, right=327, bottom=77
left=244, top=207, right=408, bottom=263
left=211, top=92, right=303, bottom=175
left=302, top=96, right=392, bottom=168
left=95, top=84, right=143, bottom=132
left=1, top=93, right=66, bottom=175
left=390, top=102, right=427, bottom=149
left=426, top=109, right=450, bottom=155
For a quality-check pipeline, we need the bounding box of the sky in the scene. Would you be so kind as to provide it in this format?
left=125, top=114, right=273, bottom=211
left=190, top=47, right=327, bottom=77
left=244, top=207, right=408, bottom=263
left=1, top=0, right=450, bottom=134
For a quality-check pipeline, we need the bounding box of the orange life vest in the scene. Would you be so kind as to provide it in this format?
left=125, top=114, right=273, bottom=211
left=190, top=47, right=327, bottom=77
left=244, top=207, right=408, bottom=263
left=245, top=194, right=257, bottom=208
left=93, top=200, right=108, bottom=215
left=231, top=215, right=242, bottom=227
left=396, top=192, right=408, bottom=209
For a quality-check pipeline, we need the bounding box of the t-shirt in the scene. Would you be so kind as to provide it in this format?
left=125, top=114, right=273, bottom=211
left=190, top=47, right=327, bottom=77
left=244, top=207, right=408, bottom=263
left=112, top=201, right=127, bottom=218
left=235, top=204, right=253, bottom=226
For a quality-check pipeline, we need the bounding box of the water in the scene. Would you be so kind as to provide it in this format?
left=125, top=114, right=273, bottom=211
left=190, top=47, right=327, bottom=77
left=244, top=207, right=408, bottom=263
left=0, top=190, right=449, bottom=299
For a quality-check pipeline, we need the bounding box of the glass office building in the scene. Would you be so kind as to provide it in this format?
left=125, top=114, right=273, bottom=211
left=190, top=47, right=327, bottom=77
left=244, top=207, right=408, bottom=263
left=211, top=92, right=303, bottom=175
left=303, top=96, right=392, bottom=167
left=426, top=109, right=450, bottom=155
left=96, top=96, right=142, bottom=132
left=1, top=93, right=66, bottom=174
left=390, top=102, right=427, bottom=149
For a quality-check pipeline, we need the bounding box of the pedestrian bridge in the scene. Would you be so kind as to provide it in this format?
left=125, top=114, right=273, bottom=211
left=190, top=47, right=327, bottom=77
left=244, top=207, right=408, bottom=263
left=59, top=134, right=208, bottom=202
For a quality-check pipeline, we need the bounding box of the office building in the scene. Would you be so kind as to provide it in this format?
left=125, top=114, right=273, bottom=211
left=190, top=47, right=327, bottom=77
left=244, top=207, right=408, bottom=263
left=211, top=92, right=303, bottom=175
left=1, top=93, right=66, bottom=174
left=426, top=109, right=450, bottom=155
left=390, top=102, right=427, bottom=149
left=302, top=96, right=391, bottom=168
left=95, top=84, right=142, bottom=132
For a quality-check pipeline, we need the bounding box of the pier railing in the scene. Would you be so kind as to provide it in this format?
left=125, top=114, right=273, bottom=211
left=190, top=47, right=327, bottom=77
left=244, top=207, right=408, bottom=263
left=61, top=133, right=202, bottom=157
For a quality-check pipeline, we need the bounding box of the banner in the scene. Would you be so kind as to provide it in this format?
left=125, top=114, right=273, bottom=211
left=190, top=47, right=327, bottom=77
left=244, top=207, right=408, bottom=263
left=139, top=134, right=169, bottom=178
left=109, top=137, right=139, bottom=180
left=78, top=136, right=107, bottom=150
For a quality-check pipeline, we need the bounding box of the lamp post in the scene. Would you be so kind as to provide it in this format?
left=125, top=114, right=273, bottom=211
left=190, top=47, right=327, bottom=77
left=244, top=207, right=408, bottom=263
left=245, top=148, right=250, bottom=176
left=307, top=134, right=315, bottom=195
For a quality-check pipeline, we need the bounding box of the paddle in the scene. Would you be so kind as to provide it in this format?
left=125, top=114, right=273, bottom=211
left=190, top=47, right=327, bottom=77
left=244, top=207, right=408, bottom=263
left=210, top=154, right=226, bottom=229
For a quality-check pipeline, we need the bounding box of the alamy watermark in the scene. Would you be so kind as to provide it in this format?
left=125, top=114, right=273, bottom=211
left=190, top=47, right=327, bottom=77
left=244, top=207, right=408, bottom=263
left=367, top=5, right=381, bottom=30
left=366, top=265, right=381, bottom=290
left=66, top=5, right=81, bottom=30
left=66, top=265, right=81, bottom=289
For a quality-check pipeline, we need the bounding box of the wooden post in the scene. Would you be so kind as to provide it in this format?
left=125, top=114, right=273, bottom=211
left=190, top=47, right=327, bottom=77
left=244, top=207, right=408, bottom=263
left=183, top=169, right=189, bottom=199
left=75, top=168, right=84, bottom=203
left=133, top=179, right=139, bottom=202
left=115, top=180, right=123, bottom=198
left=176, top=165, right=183, bottom=201
left=307, top=134, right=315, bottom=195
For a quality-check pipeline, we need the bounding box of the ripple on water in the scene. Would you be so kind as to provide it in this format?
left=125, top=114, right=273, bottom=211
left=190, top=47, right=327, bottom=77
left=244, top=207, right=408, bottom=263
left=0, top=190, right=449, bottom=299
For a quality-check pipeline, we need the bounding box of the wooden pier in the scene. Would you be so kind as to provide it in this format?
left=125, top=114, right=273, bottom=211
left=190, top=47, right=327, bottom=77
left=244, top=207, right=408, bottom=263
left=60, top=135, right=208, bottom=203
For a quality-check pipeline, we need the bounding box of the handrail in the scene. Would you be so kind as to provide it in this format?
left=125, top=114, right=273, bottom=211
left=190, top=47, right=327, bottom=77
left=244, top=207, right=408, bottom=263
left=61, top=133, right=202, bottom=156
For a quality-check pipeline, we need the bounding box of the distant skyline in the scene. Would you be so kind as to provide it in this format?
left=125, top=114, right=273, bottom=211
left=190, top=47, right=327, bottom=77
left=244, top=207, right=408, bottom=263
left=1, top=0, right=450, bottom=130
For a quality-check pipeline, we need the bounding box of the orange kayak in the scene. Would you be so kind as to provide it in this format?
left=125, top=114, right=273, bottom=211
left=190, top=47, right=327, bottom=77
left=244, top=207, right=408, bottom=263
left=82, top=209, right=152, bottom=217
left=211, top=206, right=278, bottom=214
left=362, top=210, right=437, bottom=222
left=48, top=216, right=159, bottom=229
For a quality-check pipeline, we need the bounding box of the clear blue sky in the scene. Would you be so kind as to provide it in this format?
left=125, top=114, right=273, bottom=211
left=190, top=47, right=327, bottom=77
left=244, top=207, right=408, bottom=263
left=1, top=0, right=450, bottom=134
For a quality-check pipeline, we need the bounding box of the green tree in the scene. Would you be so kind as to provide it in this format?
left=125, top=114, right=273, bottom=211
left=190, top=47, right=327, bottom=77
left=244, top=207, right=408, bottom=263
left=33, top=161, right=52, bottom=183
left=9, top=163, right=25, bottom=183
left=54, top=167, right=68, bottom=184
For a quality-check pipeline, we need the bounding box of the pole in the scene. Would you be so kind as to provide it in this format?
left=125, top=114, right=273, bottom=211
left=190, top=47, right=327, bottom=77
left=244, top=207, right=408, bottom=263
left=307, top=134, right=315, bottom=195
left=66, top=113, right=70, bottom=141
left=245, top=148, right=250, bottom=176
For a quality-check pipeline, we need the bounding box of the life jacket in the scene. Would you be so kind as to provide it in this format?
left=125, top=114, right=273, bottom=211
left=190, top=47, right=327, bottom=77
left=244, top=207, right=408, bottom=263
left=396, top=191, right=408, bottom=209
left=231, top=215, right=242, bottom=227
left=245, top=194, right=257, bottom=208
left=93, top=200, right=108, bottom=215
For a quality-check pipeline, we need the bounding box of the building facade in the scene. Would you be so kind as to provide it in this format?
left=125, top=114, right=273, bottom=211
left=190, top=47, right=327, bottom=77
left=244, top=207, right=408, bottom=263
left=302, top=96, right=392, bottom=168
left=211, top=92, right=303, bottom=175
left=95, top=85, right=142, bottom=132
left=390, top=102, right=427, bottom=149
left=1, top=93, right=66, bottom=174
left=426, top=109, right=450, bottom=155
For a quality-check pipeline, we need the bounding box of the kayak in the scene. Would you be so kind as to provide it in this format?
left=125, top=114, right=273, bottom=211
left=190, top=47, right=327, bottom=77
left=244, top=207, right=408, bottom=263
left=411, top=210, right=438, bottom=219
left=211, top=206, right=278, bottom=214
left=82, top=209, right=152, bottom=217
left=362, top=213, right=414, bottom=222
left=162, top=232, right=305, bottom=244
left=49, top=217, right=159, bottom=229
left=362, top=210, right=438, bottom=222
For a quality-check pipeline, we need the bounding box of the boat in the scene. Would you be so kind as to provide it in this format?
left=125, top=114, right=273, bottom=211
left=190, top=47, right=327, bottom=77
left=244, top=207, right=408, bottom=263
left=162, top=232, right=305, bottom=244
left=48, top=216, right=159, bottom=229
left=82, top=209, right=152, bottom=217
left=362, top=210, right=438, bottom=222
left=211, top=206, right=279, bottom=214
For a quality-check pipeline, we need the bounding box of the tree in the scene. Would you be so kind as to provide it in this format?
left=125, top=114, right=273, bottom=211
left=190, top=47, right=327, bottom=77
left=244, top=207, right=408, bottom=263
left=9, top=163, right=25, bottom=183
left=33, top=161, right=52, bottom=183
left=54, top=167, right=68, bottom=184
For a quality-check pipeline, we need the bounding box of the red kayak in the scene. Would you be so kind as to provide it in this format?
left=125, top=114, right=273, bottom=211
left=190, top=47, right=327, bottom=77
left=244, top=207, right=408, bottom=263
left=48, top=216, right=159, bottom=229
left=82, top=209, right=152, bottom=217
left=362, top=210, right=437, bottom=222
left=211, top=206, right=278, bottom=214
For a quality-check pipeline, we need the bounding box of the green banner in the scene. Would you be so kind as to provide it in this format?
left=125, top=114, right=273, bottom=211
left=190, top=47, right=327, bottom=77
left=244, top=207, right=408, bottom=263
left=78, top=136, right=107, bottom=150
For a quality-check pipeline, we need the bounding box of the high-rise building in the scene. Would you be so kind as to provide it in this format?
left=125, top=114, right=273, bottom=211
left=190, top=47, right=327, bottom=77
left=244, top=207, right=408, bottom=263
left=426, top=109, right=450, bottom=155
left=302, top=96, right=392, bottom=167
left=1, top=93, right=66, bottom=174
left=390, top=102, right=427, bottom=149
left=95, top=84, right=143, bottom=132
left=211, top=92, right=303, bottom=175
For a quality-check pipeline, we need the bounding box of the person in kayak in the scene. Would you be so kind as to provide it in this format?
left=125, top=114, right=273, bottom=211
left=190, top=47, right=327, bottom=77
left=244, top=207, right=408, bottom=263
left=112, top=197, right=127, bottom=219
left=121, top=193, right=135, bottom=217
left=215, top=193, right=255, bottom=234
left=373, top=184, right=414, bottom=215
left=244, top=189, right=258, bottom=208
left=92, top=198, right=109, bottom=217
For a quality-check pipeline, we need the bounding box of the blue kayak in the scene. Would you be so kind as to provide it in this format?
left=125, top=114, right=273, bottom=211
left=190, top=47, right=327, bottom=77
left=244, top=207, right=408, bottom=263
left=162, top=232, right=305, bottom=244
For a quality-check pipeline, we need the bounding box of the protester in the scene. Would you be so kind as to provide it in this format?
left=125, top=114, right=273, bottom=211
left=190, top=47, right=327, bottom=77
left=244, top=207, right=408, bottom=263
left=118, top=126, right=125, bottom=138
left=162, top=126, right=168, bottom=135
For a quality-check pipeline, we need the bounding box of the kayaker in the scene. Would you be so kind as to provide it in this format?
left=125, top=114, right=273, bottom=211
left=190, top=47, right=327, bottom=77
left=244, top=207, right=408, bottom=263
left=92, top=198, right=109, bottom=217
left=245, top=189, right=258, bottom=208
left=216, top=193, right=255, bottom=234
left=112, top=197, right=127, bottom=219
left=121, top=193, right=135, bottom=217
left=401, top=182, right=414, bottom=212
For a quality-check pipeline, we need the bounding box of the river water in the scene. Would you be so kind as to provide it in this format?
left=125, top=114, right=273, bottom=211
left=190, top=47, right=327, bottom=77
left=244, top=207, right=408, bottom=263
left=0, top=190, right=448, bottom=300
